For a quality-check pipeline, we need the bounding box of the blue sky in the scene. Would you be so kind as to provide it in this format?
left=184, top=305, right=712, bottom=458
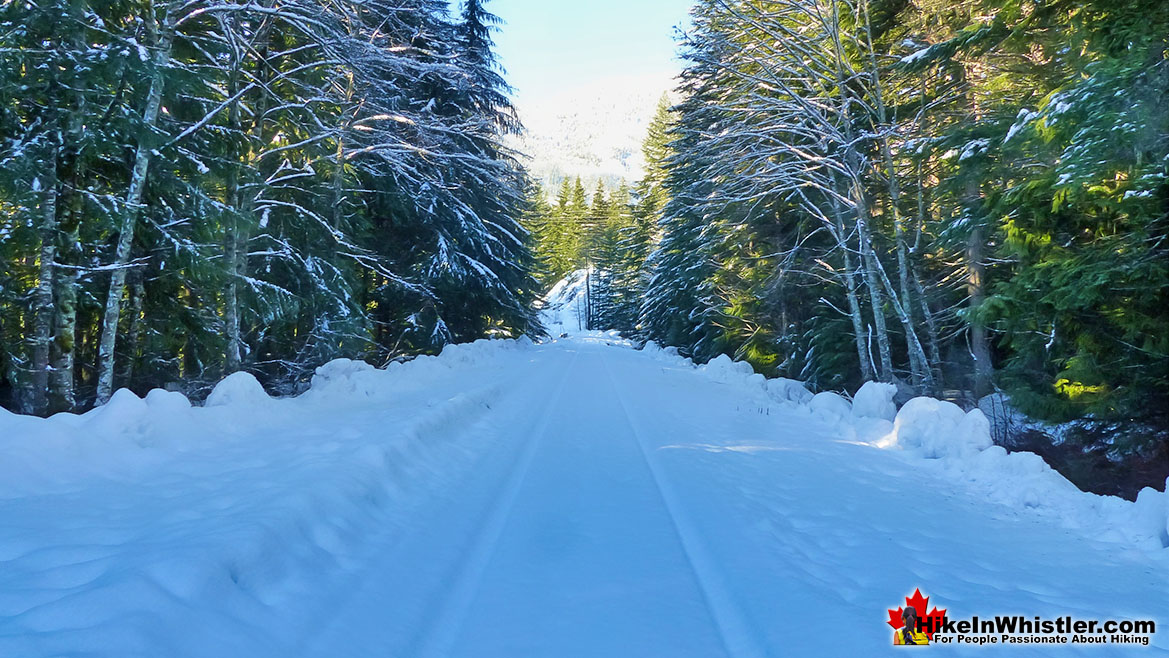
left=488, top=0, right=694, bottom=108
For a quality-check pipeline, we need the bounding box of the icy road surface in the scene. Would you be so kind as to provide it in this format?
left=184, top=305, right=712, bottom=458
left=1, top=336, right=1166, bottom=657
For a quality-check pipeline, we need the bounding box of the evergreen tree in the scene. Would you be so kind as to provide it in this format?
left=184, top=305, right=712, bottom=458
left=0, top=0, right=544, bottom=412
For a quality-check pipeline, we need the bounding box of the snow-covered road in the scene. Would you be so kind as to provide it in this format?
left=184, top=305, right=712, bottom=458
left=303, top=343, right=738, bottom=658
left=2, top=336, right=1167, bottom=656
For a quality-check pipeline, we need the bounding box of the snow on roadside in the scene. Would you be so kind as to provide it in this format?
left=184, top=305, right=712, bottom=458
left=0, top=338, right=535, bottom=656
left=633, top=341, right=1169, bottom=553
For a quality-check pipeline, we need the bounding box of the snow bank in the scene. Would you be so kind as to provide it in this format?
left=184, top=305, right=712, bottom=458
left=630, top=341, right=1169, bottom=552
left=311, top=357, right=380, bottom=396
left=83, top=388, right=152, bottom=436
left=700, top=354, right=753, bottom=379
left=297, top=338, right=535, bottom=406
left=765, top=378, right=813, bottom=405
left=883, top=397, right=991, bottom=459
left=0, top=336, right=543, bottom=655
left=850, top=381, right=896, bottom=421
left=1, top=332, right=1165, bottom=657
left=636, top=344, right=791, bottom=401
left=145, top=388, right=193, bottom=413
left=638, top=341, right=697, bottom=369
left=872, top=396, right=1168, bottom=550
left=1131, top=485, right=1169, bottom=548
left=699, top=354, right=766, bottom=391
left=205, top=371, right=271, bottom=408
left=810, top=392, right=851, bottom=420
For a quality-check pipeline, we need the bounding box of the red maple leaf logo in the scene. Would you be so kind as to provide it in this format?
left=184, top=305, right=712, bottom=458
left=887, top=588, right=948, bottom=640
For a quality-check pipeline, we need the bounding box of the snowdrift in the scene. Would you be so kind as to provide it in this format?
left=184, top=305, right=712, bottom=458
left=633, top=341, right=1169, bottom=552
left=0, top=337, right=536, bottom=656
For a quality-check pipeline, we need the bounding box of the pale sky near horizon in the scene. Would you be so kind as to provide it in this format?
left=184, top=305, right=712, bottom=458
left=488, top=0, right=695, bottom=110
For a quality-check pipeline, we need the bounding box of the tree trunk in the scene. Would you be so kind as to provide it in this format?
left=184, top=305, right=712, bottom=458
left=860, top=0, right=932, bottom=390
left=222, top=79, right=251, bottom=373
left=224, top=5, right=274, bottom=373
left=911, top=258, right=943, bottom=379
left=963, top=63, right=993, bottom=398
left=50, top=24, right=87, bottom=414
left=826, top=2, right=893, bottom=382
left=49, top=262, right=78, bottom=413
left=913, top=148, right=944, bottom=383
left=95, top=3, right=174, bottom=404
left=30, top=138, right=58, bottom=416
left=831, top=201, right=874, bottom=381
left=223, top=90, right=244, bottom=374
left=332, top=74, right=355, bottom=230
left=869, top=237, right=936, bottom=392
left=854, top=202, right=895, bottom=382
left=968, top=217, right=993, bottom=397
left=122, top=273, right=146, bottom=383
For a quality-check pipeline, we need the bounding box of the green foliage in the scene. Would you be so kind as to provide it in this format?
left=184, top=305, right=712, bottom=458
left=623, top=0, right=1169, bottom=458
left=984, top=14, right=1169, bottom=437
left=0, top=0, right=540, bottom=411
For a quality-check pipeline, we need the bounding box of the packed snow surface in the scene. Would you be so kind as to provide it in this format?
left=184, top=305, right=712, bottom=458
left=1, top=334, right=1167, bottom=656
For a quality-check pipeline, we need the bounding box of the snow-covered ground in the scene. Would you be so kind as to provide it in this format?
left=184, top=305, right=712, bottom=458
left=1, top=325, right=1167, bottom=655
left=539, top=268, right=591, bottom=336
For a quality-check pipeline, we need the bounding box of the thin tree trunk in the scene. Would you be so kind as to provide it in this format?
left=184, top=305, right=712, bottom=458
left=122, top=273, right=146, bottom=383
left=963, top=63, right=993, bottom=398
left=585, top=268, right=593, bottom=331
left=30, top=137, right=58, bottom=415
left=913, top=149, right=943, bottom=373
left=882, top=148, right=930, bottom=388
left=50, top=16, right=87, bottom=413
left=1, top=323, right=18, bottom=409
left=95, top=4, right=174, bottom=404
left=911, top=259, right=943, bottom=377
left=831, top=200, right=874, bottom=381
left=224, top=206, right=255, bottom=373
left=49, top=259, right=78, bottom=413
left=869, top=235, right=936, bottom=391
left=968, top=214, right=992, bottom=397
left=826, top=1, right=893, bottom=382
left=224, top=5, right=273, bottom=373
left=854, top=200, right=895, bottom=381
left=860, top=0, right=932, bottom=390
left=332, top=74, right=355, bottom=230
left=224, top=90, right=244, bottom=373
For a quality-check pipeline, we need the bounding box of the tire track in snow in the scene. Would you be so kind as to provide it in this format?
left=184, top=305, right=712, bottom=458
left=408, top=348, right=582, bottom=658
left=601, top=350, right=770, bottom=658
left=290, top=379, right=514, bottom=654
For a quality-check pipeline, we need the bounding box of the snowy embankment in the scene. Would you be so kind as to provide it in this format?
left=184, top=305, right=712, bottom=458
left=540, top=268, right=591, bottom=335
left=643, top=344, right=1169, bottom=552
left=0, top=339, right=535, bottom=655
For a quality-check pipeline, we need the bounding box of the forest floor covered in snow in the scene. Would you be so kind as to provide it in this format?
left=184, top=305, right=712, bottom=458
left=2, top=327, right=1168, bottom=656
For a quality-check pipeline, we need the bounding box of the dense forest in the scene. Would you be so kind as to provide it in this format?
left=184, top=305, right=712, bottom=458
left=525, top=0, right=1169, bottom=492
left=0, top=0, right=539, bottom=414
